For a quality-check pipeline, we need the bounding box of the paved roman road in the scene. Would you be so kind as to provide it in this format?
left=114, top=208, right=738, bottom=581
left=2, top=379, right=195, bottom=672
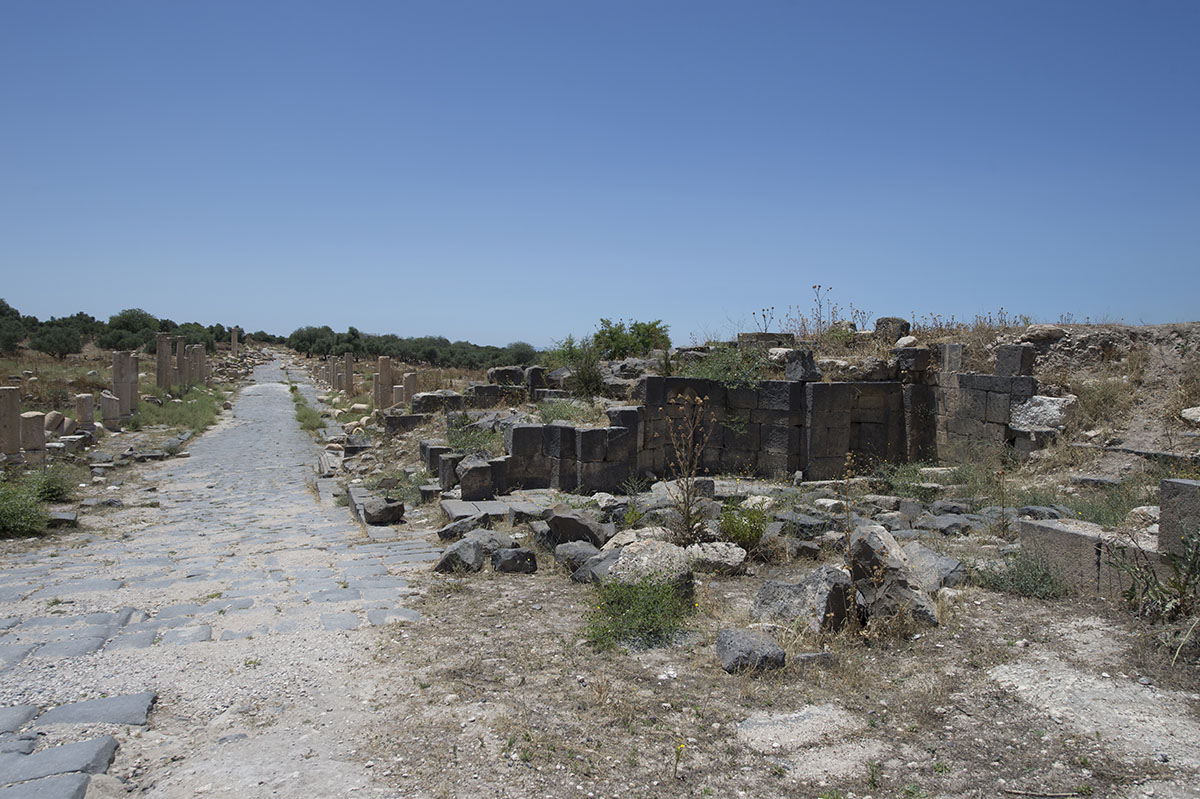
left=1, top=360, right=438, bottom=798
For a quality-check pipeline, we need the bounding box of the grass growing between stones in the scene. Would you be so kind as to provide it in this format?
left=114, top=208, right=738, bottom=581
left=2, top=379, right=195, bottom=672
left=135, top=385, right=226, bottom=433
left=582, top=577, right=694, bottom=650
left=0, top=480, right=49, bottom=538
left=534, top=399, right=606, bottom=426
left=445, top=416, right=503, bottom=457
left=972, top=550, right=1072, bottom=600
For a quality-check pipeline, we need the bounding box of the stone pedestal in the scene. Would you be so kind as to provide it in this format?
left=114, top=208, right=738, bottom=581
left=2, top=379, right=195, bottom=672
left=231, top=328, right=239, bottom=358
left=75, top=394, right=95, bottom=432
left=113, top=351, right=137, bottom=418
left=20, top=411, right=45, bottom=453
left=343, top=352, right=355, bottom=395
left=100, top=390, right=121, bottom=430
left=375, top=357, right=393, bottom=409
left=176, top=338, right=190, bottom=386
left=392, top=385, right=405, bottom=407
left=0, top=386, right=19, bottom=456
left=156, top=333, right=173, bottom=389
left=403, top=372, right=418, bottom=404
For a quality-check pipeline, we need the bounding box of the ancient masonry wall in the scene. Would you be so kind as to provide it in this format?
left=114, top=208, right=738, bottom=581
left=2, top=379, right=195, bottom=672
left=374, top=343, right=1046, bottom=497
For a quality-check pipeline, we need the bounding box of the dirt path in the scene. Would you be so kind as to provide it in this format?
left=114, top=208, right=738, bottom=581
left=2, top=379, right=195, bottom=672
left=1, top=360, right=438, bottom=798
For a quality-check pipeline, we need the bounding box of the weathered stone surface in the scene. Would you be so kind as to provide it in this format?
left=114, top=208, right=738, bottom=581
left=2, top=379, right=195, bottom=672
left=606, top=540, right=694, bottom=600
left=462, top=529, right=515, bottom=555
left=783, top=349, right=821, bottom=381
left=1020, top=324, right=1067, bottom=342
left=0, top=735, right=118, bottom=785
left=543, top=504, right=611, bottom=548
left=1182, top=406, right=1200, bottom=425
left=1010, top=394, right=1077, bottom=430
left=751, top=565, right=852, bottom=634
left=455, top=456, right=495, bottom=502
left=715, top=629, right=785, bottom=673
left=901, top=542, right=966, bottom=592
left=0, top=772, right=91, bottom=799
left=433, top=540, right=486, bottom=573
left=360, top=497, right=405, bottom=526
left=492, top=547, right=537, bottom=573
left=1160, top=478, right=1200, bottom=560
left=847, top=526, right=939, bottom=626
left=553, top=541, right=600, bottom=572
left=873, top=317, right=911, bottom=343
left=684, top=542, right=746, bottom=573
left=36, top=691, right=156, bottom=726
left=601, top=526, right=673, bottom=551
left=0, top=706, right=37, bottom=734
left=570, top=549, right=622, bottom=583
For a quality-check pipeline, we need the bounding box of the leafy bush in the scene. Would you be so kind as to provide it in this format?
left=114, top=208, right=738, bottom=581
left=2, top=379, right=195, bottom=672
left=1109, top=530, right=1200, bottom=622
left=973, top=550, right=1071, bottom=600
left=0, top=482, right=48, bottom=538
left=718, top=500, right=768, bottom=552
left=558, top=336, right=604, bottom=400
left=593, top=318, right=671, bottom=360
left=294, top=396, right=324, bottom=433
left=27, top=465, right=81, bottom=502
left=583, top=577, right=693, bottom=650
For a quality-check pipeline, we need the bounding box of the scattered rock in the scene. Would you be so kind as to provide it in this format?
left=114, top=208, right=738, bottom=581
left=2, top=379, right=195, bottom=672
left=492, top=547, right=537, bottom=573
left=434, top=540, right=486, bottom=573
left=607, top=539, right=694, bottom=600
left=553, top=541, right=600, bottom=572
left=716, top=629, right=786, bottom=673
left=751, top=565, right=852, bottom=634
left=1011, top=394, right=1078, bottom=430
left=685, top=542, right=747, bottom=573
left=436, top=514, right=489, bottom=541
left=360, top=497, right=404, bottom=526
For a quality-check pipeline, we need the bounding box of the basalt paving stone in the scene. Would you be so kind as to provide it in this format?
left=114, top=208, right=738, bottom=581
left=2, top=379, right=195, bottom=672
left=0, top=771, right=91, bottom=799
left=0, top=735, right=118, bottom=786
left=309, top=588, right=360, bottom=603
left=359, top=589, right=415, bottom=603
left=352, top=576, right=408, bottom=589
left=0, top=587, right=33, bottom=603
left=218, top=628, right=267, bottom=641
left=29, top=580, right=123, bottom=599
left=37, top=692, right=156, bottom=726
left=367, top=608, right=422, bottom=625
left=13, top=617, right=81, bottom=629
left=27, top=639, right=107, bottom=659
left=0, top=706, right=37, bottom=733
left=199, top=598, right=253, bottom=614
left=159, top=626, right=211, bottom=645
left=0, top=645, right=37, bottom=670
left=103, top=631, right=155, bottom=651
left=319, top=613, right=360, bottom=631
left=0, top=733, right=38, bottom=755
left=153, top=603, right=201, bottom=619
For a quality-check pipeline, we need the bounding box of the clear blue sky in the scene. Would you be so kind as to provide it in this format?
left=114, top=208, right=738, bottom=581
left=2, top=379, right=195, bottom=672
left=2, top=1, right=1197, bottom=348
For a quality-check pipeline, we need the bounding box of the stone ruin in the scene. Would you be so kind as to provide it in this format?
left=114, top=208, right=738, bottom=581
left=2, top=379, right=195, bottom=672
left=343, top=335, right=1058, bottom=502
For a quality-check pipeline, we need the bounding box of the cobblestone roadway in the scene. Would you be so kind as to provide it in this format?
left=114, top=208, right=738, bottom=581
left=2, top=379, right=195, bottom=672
left=1, top=360, right=438, bottom=798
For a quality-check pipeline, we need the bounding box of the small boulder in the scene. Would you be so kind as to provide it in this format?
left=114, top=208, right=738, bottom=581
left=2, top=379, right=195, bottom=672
left=570, top=549, right=622, bottom=583
left=1020, top=324, right=1068, bottom=343
left=716, top=629, right=785, bottom=674
left=607, top=539, right=694, bottom=600
left=751, top=565, right=852, bottom=635
left=544, top=504, right=612, bottom=548
left=602, top=525, right=673, bottom=551
left=901, top=542, right=967, bottom=592
left=685, top=542, right=747, bottom=574
left=1182, top=407, right=1200, bottom=426
left=436, top=513, right=489, bottom=541
left=554, top=541, right=601, bottom=572
left=361, top=497, right=404, bottom=526
left=463, top=529, right=515, bottom=555
left=434, top=539, right=485, bottom=573
left=1010, top=394, right=1077, bottom=430
left=492, top=547, right=537, bottom=573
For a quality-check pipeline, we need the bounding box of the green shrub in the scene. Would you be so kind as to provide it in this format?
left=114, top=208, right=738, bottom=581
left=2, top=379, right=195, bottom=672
left=446, top=417, right=503, bottom=456
left=294, top=399, right=324, bottom=432
left=135, top=387, right=225, bottom=433
left=583, top=577, right=693, bottom=650
left=718, top=500, right=768, bottom=552
left=1109, top=530, right=1200, bottom=622
left=973, top=550, right=1071, bottom=600
left=27, top=465, right=81, bottom=503
left=535, top=399, right=604, bottom=425
left=0, top=483, right=48, bottom=538
left=677, top=345, right=777, bottom=389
